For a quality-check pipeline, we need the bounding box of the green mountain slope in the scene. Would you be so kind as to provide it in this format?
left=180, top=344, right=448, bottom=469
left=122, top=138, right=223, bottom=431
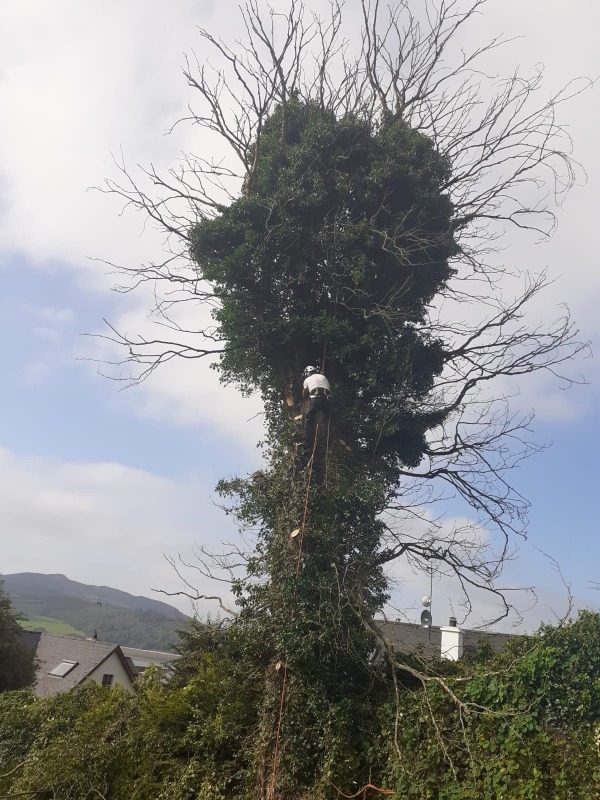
left=3, top=573, right=189, bottom=652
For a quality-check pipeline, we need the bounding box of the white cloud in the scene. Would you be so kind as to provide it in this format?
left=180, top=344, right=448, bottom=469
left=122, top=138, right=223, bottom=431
left=0, top=1, right=216, bottom=276
left=0, top=446, right=238, bottom=616
left=379, top=509, right=600, bottom=633
left=382, top=513, right=507, bottom=624
left=83, top=290, right=266, bottom=451
left=0, top=444, right=593, bottom=632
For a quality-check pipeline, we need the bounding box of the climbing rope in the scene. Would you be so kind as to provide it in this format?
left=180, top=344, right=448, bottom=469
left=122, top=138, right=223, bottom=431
left=295, top=421, right=320, bottom=578
left=269, top=422, right=322, bottom=800
left=324, top=411, right=331, bottom=487
left=269, top=345, right=329, bottom=799
left=328, top=781, right=395, bottom=798
left=269, top=657, right=289, bottom=799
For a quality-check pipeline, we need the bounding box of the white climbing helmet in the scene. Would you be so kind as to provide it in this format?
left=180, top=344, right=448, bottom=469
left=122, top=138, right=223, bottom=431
left=303, top=365, right=319, bottom=378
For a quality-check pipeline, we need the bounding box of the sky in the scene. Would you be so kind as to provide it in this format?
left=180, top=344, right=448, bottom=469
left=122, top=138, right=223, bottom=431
left=0, top=0, right=599, bottom=631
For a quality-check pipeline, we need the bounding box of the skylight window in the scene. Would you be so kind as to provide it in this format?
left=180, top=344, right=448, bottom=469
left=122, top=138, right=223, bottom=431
left=48, top=660, right=78, bottom=678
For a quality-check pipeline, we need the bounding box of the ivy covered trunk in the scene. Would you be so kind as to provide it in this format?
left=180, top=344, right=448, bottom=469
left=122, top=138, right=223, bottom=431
left=193, top=102, right=457, bottom=797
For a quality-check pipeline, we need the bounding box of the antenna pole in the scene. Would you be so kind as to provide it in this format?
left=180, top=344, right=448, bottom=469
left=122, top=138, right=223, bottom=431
left=92, top=599, right=102, bottom=640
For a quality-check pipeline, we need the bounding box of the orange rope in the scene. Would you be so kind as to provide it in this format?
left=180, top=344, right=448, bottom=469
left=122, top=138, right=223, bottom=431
left=269, top=345, right=328, bottom=798
left=268, top=658, right=288, bottom=800
left=320, top=341, right=327, bottom=373
left=269, top=421, right=320, bottom=799
left=295, top=421, right=320, bottom=579
left=328, top=781, right=395, bottom=798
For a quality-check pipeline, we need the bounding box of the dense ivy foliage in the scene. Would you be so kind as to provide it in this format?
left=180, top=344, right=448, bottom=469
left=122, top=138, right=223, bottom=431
left=191, top=101, right=455, bottom=468
left=381, top=613, right=600, bottom=798
left=1, top=613, right=600, bottom=799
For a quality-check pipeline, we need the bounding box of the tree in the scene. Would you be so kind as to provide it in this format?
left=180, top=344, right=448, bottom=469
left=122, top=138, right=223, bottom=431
left=97, top=1, right=589, bottom=796
left=0, top=580, right=36, bottom=691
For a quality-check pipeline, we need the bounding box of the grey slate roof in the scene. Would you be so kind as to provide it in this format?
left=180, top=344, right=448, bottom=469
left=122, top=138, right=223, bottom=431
left=377, top=620, right=513, bottom=658
left=24, top=632, right=135, bottom=697
left=121, top=646, right=180, bottom=676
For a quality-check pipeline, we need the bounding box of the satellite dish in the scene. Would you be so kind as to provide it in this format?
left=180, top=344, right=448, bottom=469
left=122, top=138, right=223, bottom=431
left=420, top=609, right=432, bottom=629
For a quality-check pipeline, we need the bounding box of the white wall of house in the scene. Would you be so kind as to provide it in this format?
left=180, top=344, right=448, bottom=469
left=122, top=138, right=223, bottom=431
left=86, top=652, right=132, bottom=690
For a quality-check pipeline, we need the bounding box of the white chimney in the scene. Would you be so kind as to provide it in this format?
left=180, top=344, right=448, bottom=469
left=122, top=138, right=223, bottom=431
left=440, top=616, right=463, bottom=661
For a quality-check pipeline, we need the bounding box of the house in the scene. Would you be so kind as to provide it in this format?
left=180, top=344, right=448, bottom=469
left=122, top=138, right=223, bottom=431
left=378, top=617, right=513, bottom=661
left=22, top=631, right=135, bottom=697
left=21, top=631, right=182, bottom=697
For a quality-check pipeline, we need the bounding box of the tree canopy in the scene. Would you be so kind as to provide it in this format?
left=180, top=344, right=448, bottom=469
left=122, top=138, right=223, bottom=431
left=192, top=102, right=455, bottom=469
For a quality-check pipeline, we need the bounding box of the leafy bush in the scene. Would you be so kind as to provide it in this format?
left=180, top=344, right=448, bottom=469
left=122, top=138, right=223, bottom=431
left=1, top=612, right=599, bottom=799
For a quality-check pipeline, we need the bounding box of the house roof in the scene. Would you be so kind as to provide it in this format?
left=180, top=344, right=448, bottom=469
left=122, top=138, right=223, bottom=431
left=120, top=645, right=180, bottom=676
left=24, top=632, right=135, bottom=697
left=377, top=620, right=513, bottom=658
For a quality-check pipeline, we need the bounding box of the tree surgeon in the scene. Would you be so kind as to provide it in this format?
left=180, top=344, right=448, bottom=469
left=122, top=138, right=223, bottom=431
left=302, top=365, right=332, bottom=462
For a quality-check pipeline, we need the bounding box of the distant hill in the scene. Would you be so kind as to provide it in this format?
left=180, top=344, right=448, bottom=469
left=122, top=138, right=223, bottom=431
left=2, top=573, right=190, bottom=653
